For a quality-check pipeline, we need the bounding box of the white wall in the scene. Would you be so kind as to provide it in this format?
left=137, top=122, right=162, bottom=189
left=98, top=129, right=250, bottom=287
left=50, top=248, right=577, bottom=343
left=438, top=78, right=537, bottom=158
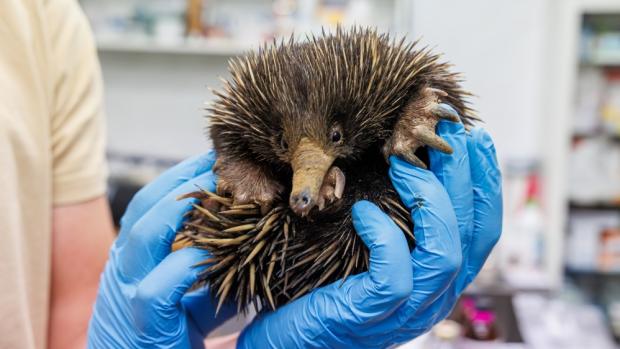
left=410, top=0, right=549, bottom=162
left=101, top=52, right=228, bottom=159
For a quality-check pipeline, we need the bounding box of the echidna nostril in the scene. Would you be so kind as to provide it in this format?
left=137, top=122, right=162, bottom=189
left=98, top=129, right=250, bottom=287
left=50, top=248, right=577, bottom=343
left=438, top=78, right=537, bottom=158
left=290, top=190, right=315, bottom=215
left=292, top=193, right=311, bottom=208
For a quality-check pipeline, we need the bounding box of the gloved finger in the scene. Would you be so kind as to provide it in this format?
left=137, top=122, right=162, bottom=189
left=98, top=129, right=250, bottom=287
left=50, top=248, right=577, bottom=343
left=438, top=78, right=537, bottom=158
left=389, top=156, right=461, bottom=313
left=117, top=151, right=216, bottom=246
left=347, top=159, right=465, bottom=345
left=410, top=129, right=502, bottom=325
left=182, top=285, right=237, bottom=337
left=359, top=273, right=467, bottom=346
left=428, top=119, right=474, bottom=256
left=371, top=261, right=464, bottom=347
left=416, top=276, right=463, bottom=328
left=462, top=127, right=502, bottom=286
left=117, top=170, right=217, bottom=282
left=347, top=200, right=413, bottom=318
left=389, top=292, right=450, bottom=343
left=131, top=248, right=208, bottom=342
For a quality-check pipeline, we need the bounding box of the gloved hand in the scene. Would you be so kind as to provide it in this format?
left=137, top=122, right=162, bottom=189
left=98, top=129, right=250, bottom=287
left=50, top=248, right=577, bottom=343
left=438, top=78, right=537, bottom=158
left=237, top=107, right=502, bottom=348
left=87, top=152, right=235, bottom=349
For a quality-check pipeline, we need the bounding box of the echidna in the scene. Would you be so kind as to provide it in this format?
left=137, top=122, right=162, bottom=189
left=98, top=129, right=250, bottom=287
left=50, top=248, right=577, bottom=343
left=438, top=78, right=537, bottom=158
left=173, top=27, right=475, bottom=314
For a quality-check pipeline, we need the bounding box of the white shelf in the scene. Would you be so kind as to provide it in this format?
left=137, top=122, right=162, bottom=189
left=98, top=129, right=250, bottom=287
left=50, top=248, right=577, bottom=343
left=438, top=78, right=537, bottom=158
left=97, top=38, right=253, bottom=56
left=566, top=267, right=620, bottom=276
left=582, top=59, right=620, bottom=67
left=582, top=56, right=620, bottom=66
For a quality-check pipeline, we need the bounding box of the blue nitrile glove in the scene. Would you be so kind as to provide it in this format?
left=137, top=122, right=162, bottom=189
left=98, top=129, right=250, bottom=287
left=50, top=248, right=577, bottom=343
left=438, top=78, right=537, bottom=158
left=237, top=106, right=502, bottom=348
left=87, top=151, right=235, bottom=349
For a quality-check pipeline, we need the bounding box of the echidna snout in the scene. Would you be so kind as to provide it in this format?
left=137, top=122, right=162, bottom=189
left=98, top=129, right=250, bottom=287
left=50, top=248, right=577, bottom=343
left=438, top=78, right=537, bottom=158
left=289, top=165, right=346, bottom=216
left=289, top=137, right=339, bottom=216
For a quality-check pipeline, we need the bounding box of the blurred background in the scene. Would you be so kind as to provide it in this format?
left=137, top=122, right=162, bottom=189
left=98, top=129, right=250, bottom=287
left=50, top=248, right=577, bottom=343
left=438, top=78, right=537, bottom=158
left=79, top=0, right=620, bottom=347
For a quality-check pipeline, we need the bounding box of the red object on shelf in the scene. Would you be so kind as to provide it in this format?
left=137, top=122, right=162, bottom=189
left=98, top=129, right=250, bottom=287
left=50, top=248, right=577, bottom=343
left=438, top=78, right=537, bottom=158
left=525, top=173, right=540, bottom=205
left=599, top=228, right=620, bottom=271
left=464, top=310, right=499, bottom=341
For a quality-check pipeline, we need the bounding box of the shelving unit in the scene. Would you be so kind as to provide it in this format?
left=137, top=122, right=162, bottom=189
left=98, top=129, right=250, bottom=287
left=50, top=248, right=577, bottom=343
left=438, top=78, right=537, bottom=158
left=546, top=0, right=620, bottom=340
left=85, top=0, right=413, bottom=58
left=570, top=202, right=620, bottom=211
left=96, top=38, right=251, bottom=56
left=566, top=267, right=620, bottom=277
left=583, top=58, right=620, bottom=67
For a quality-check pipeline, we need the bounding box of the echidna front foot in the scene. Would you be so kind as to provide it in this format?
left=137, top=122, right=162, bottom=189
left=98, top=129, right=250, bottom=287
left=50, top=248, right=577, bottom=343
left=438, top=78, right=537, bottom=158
left=213, top=157, right=284, bottom=214
left=383, top=86, right=460, bottom=168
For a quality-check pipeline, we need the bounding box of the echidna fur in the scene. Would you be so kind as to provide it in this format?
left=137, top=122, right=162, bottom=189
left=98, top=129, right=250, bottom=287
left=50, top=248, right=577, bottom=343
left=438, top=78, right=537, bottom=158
left=174, top=27, right=475, bottom=313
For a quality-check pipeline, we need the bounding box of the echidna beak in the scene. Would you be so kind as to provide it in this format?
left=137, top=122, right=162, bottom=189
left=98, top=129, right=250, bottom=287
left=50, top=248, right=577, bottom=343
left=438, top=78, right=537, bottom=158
left=289, top=138, right=336, bottom=217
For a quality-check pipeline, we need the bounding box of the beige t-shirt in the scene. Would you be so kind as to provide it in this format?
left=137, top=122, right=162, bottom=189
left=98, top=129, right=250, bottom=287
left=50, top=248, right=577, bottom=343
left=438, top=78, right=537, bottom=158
left=0, top=0, right=107, bottom=347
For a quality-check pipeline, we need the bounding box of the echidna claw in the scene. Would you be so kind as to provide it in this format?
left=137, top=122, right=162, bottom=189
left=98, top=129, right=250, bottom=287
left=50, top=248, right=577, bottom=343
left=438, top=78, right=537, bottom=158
left=412, top=126, right=453, bottom=154
left=401, top=152, right=427, bottom=169
left=316, top=166, right=345, bottom=212
left=331, top=167, right=345, bottom=199
left=317, top=198, right=326, bottom=211
left=385, top=89, right=459, bottom=168
left=432, top=103, right=460, bottom=123
left=426, top=87, right=448, bottom=97
left=212, top=158, right=222, bottom=172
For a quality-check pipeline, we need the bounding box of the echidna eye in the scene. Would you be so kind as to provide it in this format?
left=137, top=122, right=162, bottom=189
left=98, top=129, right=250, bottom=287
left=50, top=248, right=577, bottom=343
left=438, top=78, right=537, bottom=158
left=331, top=131, right=342, bottom=143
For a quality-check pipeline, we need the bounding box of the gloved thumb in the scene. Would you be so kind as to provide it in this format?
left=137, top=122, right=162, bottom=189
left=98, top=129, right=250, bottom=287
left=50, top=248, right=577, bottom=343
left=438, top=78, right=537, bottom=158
left=131, top=248, right=210, bottom=341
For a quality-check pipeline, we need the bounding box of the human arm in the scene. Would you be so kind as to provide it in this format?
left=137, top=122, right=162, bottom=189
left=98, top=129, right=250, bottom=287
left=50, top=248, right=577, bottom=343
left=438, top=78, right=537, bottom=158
left=49, top=197, right=115, bottom=349
left=45, top=0, right=113, bottom=346
left=237, top=108, right=503, bottom=348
